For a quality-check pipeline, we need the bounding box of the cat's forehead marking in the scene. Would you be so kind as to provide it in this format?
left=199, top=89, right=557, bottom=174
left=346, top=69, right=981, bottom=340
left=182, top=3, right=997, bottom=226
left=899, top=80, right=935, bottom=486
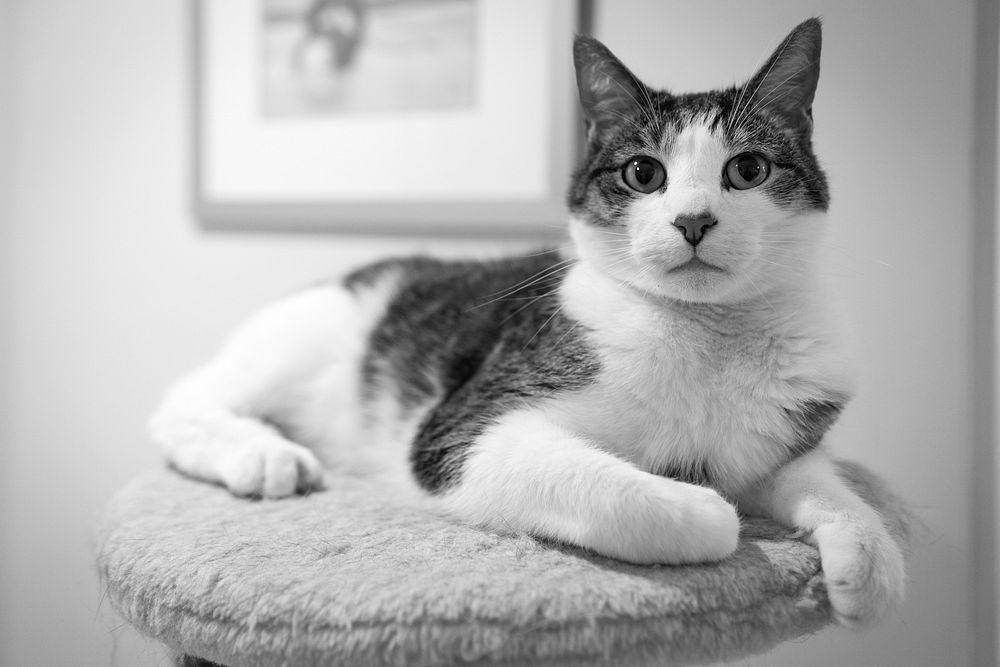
left=663, top=120, right=729, bottom=183
left=657, top=108, right=729, bottom=153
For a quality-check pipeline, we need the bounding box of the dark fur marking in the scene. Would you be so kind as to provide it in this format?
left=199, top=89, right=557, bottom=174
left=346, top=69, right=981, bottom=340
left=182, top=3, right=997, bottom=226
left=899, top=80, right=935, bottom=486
left=353, top=252, right=601, bottom=493
left=342, top=258, right=407, bottom=292
left=784, top=397, right=846, bottom=457
left=658, top=460, right=712, bottom=487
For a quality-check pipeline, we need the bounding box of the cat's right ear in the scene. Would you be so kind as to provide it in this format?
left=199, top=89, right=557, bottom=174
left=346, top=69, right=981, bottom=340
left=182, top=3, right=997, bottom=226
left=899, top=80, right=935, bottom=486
left=573, top=36, right=649, bottom=148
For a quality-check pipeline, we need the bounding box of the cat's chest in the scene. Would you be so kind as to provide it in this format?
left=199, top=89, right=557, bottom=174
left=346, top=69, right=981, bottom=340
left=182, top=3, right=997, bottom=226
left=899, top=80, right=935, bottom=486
left=548, top=294, right=825, bottom=493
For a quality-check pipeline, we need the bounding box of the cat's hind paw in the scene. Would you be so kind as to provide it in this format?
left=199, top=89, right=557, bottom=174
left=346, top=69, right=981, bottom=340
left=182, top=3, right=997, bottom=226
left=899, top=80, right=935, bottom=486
left=813, top=519, right=906, bottom=630
left=217, top=437, right=325, bottom=498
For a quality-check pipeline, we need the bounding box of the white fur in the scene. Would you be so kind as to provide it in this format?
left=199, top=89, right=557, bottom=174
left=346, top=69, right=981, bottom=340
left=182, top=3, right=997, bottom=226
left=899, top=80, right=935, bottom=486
left=439, top=408, right=739, bottom=564
left=550, top=260, right=853, bottom=497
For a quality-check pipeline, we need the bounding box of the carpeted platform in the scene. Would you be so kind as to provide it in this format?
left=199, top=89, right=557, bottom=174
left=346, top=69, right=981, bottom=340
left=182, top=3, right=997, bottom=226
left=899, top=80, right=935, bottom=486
left=96, top=461, right=909, bottom=667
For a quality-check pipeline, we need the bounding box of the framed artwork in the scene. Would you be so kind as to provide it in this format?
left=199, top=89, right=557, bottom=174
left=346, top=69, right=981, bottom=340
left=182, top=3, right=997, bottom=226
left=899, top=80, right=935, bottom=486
left=193, top=0, right=587, bottom=234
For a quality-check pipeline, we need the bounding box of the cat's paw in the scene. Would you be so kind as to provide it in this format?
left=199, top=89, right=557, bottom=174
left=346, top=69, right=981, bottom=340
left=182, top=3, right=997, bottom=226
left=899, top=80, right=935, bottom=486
left=812, top=518, right=905, bottom=629
left=671, top=484, right=741, bottom=563
left=600, top=482, right=740, bottom=565
left=218, top=437, right=325, bottom=498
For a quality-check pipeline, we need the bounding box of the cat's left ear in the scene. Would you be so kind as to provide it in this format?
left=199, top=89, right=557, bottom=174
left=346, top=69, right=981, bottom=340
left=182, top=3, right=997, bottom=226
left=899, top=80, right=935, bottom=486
left=742, top=18, right=823, bottom=135
left=573, top=35, right=652, bottom=148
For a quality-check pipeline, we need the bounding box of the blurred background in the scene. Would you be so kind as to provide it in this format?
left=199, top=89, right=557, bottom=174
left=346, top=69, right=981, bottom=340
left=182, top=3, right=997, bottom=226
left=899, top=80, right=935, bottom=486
left=260, top=0, right=476, bottom=116
left=0, top=0, right=997, bottom=665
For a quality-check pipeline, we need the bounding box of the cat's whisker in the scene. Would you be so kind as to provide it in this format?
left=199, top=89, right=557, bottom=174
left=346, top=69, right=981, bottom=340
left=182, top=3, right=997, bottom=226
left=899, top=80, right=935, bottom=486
left=599, top=240, right=634, bottom=250
left=742, top=272, right=778, bottom=317
left=501, top=290, right=559, bottom=325
left=728, top=79, right=753, bottom=133
left=522, top=304, right=566, bottom=351
left=729, top=33, right=795, bottom=130
left=626, top=265, right=653, bottom=284
left=727, top=39, right=777, bottom=132
left=550, top=318, right=585, bottom=352
left=752, top=257, right=802, bottom=273
left=601, top=248, right=633, bottom=260
left=757, top=234, right=895, bottom=269
left=636, top=76, right=663, bottom=135
left=752, top=247, right=876, bottom=280
left=470, top=260, right=576, bottom=308
left=754, top=256, right=806, bottom=270
left=603, top=252, right=634, bottom=264
left=597, top=239, right=634, bottom=250
left=809, top=242, right=895, bottom=269
left=498, top=292, right=563, bottom=302
left=753, top=244, right=811, bottom=258
left=608, top=77, right=661, bottom=134
left=600, top=254, right=642, bottom=274
left=511, top=246, right=575, bottom=259
left=470, top=273, right=572, bottom=310
left=597, top=232, right=634, bottom=242
left=470, top=269, right=571, bottom=309
left=621, top=265, right=661, bottom=301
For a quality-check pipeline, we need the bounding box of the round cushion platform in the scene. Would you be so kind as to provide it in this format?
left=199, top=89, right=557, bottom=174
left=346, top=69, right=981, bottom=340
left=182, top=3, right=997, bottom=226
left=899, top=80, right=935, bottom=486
left=96, top=461, right=909, bottom=667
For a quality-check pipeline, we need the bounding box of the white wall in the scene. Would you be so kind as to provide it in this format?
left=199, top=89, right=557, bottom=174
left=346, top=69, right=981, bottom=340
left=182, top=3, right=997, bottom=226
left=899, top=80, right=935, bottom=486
left=0, top=0, right=984, bottom=665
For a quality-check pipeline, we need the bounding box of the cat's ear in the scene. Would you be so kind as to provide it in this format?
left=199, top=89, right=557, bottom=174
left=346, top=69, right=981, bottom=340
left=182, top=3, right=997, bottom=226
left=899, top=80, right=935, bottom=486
left=741, top=18, right=822, bottom=135
left=573, top=35, right=651, bottom=148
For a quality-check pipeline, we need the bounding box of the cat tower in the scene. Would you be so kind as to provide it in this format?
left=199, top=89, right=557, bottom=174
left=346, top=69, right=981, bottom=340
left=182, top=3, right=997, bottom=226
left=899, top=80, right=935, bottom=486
left=96, top=460, right=909, bottom=666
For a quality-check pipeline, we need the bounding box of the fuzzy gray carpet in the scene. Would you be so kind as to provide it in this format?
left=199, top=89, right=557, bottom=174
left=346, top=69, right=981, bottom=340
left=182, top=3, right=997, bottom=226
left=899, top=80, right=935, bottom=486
left=96, top=461, right=909, bottom=667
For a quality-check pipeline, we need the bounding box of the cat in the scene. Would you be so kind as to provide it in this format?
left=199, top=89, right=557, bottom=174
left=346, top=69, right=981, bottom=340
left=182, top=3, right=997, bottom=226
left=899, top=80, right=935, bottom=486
left=151, top=18, right=905, bottom=629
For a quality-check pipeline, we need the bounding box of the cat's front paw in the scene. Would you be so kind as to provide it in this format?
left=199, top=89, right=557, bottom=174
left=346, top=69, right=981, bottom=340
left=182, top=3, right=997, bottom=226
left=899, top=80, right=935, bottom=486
left=218, top=437, right=325, bottom=498
left=594, top=482, right=740, bottom=565
left=812, top=518, right=905, bottom=629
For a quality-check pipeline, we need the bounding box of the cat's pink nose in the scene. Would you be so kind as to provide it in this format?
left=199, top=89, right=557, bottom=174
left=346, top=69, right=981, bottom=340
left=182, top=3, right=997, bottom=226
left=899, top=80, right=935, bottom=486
left=672, top=213, right=717, bottom=246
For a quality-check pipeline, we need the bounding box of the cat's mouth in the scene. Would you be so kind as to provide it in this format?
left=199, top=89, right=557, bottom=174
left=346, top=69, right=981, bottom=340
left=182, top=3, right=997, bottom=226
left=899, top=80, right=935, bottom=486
left=667, top=257, right=726, bottom=274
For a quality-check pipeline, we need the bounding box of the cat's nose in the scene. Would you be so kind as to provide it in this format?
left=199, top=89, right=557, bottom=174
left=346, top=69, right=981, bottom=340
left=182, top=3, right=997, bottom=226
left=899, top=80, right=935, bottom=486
left=672, top=213, right=717, bottom=246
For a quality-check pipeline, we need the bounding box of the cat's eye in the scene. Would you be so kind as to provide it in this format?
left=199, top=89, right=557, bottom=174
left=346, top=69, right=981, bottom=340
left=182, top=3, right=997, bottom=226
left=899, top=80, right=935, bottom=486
left=725, top=153, right=770, bottom=190
left=622, top=157, right=666, bottom=193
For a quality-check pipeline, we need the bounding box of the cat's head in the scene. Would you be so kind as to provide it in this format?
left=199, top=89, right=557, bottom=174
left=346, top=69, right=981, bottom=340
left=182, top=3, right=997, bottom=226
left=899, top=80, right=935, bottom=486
left=568, top=19, right=829, bottom=305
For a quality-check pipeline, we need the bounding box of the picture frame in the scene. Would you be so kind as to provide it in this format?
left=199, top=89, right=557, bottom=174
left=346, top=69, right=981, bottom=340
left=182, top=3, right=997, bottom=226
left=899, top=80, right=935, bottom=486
left=193, top=0, right=589, bottom=235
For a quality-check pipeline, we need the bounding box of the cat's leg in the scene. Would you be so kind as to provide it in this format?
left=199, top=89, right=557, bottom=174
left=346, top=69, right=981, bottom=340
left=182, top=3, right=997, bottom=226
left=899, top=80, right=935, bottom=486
left=433, top=409, right=740, bottom=565
left=736, top=449, right=906, bottom=629
left=150, top=396, right=324, bottom=498
left=149, top=285, right=368, bottom=498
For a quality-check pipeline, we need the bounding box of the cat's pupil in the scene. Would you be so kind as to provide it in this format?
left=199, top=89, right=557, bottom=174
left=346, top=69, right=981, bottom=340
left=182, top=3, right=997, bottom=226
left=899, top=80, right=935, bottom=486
left=634, top=160, right=655, bottom=184
left=736, top=156, right=761, bottom=182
